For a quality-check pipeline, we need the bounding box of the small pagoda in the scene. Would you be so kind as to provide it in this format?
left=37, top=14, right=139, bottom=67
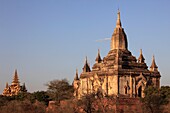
left=2, top=70, right=27, bottom=96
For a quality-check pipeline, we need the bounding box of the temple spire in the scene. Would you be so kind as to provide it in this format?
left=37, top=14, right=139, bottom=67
left=138, top=49, right=145, bottom=63
left=5, top=82, right=9, bottom=88
left=21, top=83, right=27, bottom=92
left=111, top=10, right=128, bottom=50
left=12, top=69, right=20, bottom=85
left=150, top=55, right=158, bottom=71
left=83, top=56, right=91, bottom=72
left=74, top=69, right=79, bottom=80
left=85, top=56, right=88, bottom=64
left=116, top=9, right=122, bottom=28
left=95, top=49, right=102, bottom=63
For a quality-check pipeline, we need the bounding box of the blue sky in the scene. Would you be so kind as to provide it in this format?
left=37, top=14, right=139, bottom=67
left=0, top=1, right=170, bottom=93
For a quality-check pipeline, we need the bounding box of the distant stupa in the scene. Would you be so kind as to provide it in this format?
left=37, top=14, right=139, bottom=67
left=2, top=70, right=27, bottom=96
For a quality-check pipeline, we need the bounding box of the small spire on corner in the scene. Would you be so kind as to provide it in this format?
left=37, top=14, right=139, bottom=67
left=150, top=55, right=158, bottom=71
left=74, top=69, right=79, bottom=80
left=138, top=49, right=145, bottom=63
left=83, top=56, right=91, bottom=72
left=95, top=49, right=102, bottom=63
left=6, top=82, right=9, bottom=88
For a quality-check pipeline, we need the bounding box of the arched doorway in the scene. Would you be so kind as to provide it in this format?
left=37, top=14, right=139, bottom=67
left=138, top=86, right=142, bottom=97
left=124, top=86, right=127, bottom=94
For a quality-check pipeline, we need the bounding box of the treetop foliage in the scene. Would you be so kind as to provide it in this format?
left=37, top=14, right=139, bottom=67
left=46, top=78, right=74, bottom=102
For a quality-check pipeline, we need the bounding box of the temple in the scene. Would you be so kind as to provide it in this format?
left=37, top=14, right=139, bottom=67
left=2, top=70, right=27, bottom=96
left=73, top=10, right=161, bottom=98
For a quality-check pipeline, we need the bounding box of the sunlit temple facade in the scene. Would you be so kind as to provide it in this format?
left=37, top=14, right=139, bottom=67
left=73, top=10, right=161, bottom=98
left=2, top=70, right=27, bottom=96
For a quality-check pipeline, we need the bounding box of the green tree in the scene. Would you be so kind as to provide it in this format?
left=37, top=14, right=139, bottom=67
left=32, top=91, right=51, bottom=105
left=46, top=79, right=73, bottom=103
left=14, top=92, right=32, bottom=101
left=142, top=86, right=164, bottom=113
left=160, top=86, right=170, bottom=104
